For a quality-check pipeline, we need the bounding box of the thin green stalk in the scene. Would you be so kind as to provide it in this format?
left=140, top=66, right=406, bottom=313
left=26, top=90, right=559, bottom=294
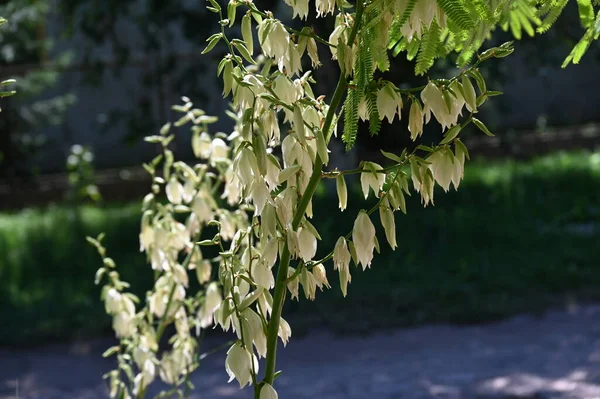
left=261, top=0, right=365, bottom=389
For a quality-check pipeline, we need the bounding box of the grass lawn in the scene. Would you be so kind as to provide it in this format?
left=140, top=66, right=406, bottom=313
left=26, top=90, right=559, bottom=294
left=1, top=151, right=599, bottom=345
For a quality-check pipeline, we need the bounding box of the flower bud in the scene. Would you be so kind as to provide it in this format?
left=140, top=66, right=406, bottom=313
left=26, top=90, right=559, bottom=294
left=306, top=37, right=320, bottom=67
left=336, top=175, right=348, bottom=211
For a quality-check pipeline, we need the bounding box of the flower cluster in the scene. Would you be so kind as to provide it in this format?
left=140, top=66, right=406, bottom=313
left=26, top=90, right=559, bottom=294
left=91, top=0, right=510, bottom=397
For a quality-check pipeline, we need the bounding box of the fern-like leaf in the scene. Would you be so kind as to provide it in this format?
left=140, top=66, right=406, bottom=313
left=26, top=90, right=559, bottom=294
left=537, top=0, right=568, bottom=33
left=415, top=20, right=441, bottom=75
left=436, top=0, right=475, bottom=30
left=366, top=90, right=381, bottom=136
left=343, top=87, right=359, bottom=151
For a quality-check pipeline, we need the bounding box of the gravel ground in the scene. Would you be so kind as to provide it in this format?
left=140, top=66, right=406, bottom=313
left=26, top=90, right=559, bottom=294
left=3, top=304, right=600, bottom=399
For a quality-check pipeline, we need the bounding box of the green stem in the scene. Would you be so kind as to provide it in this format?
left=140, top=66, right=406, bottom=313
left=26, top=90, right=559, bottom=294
left=261, top=0, right=365, bottom=389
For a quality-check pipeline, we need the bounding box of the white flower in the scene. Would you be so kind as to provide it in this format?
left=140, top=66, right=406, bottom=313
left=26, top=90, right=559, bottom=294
left=244, top=308, right=267, bottom=358
left=329, top=24, right=346, bottom=58
left=421, top=81, right=464, bottom=131
left=262, top=239, right=279, bottom=268
left=210, top=138, right=229, bottom=162
left=278, top=317, right=292, bottom=346
left=360, top=162, right=385, bottom=199
left=280, top=41, right=302, bottom=76
left=316, top=0, right=335, bottom=17
left=198, top=282, right=222, bottom=328
left=333, top=237, right=352, bottom=296
left=377, top=83, right=403, bottom=123
left=225, top=342, right=257, bottom=388
left=258, top=19, right=289, bottom=63
left=428, top=148, right=456, bottom=192
left=408, top=101, right=424, bottom=141
left=181, top=179, right=196, bottom=204
left=195, top=259, right=211, bottom=284
left=272, top=74, right=297, bottom=105
left=297, top=227, right=317, bottom=261
left=113, top=312, right=135, bottom=338
left=250, top=178, right=271, bottom=216
left=166, top=177, right=183, bottom=205
left=352, top=212, right=376, bottom=269
left=284, top=0, right=309, bottom=20
left=139, top=214, right=154, bottom=252
left=191, top=194, right=213, bottom=223
left=287, top=267, right=300, bottom=300
left=105, top=288, right=122, bottom=314
left=252, top=259, right=275, bottom=289
left=260, top=383, right=279, bottom=399
left=312, top=264, right=330, bottom=289
left=299, top=268, right=317, bottom=300
left=192, top=132, right=212, bottom=159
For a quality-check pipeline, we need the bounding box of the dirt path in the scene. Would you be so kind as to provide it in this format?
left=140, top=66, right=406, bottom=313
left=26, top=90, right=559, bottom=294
left=3, top=304, right=600, bottom=399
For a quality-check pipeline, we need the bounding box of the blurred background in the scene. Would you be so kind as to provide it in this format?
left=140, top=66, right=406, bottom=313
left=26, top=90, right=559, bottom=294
left=1, top=0, right=600, bottom=397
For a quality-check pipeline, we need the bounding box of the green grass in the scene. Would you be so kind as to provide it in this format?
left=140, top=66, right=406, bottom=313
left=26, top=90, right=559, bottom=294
left=1, top=151, right=600, bottom=345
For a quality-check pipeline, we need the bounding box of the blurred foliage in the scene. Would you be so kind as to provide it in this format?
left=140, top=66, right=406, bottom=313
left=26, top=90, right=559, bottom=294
left=1, top=151, right=599, bottom=345
left=0, top=0, right=75, bottom=180
left=66, top=144, right=101, bottom=204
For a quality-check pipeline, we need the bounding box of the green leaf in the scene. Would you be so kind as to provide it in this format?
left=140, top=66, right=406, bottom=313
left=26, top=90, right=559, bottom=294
left=472, top=117, right=494, bottom=137
left=202, top=33, right=222, bottom=54
left=440, top=124, right=462, bottom=144
left=207, top=0, right=221, bottom=12
left=231, top=39, right=256, bottom=64
left=468, top=69, right=487, bottom=94
left=380, top=150, right=403, bottom=163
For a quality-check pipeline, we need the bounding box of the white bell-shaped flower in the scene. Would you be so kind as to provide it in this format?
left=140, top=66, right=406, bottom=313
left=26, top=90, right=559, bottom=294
left=360, top=162, right=385, bottom=199
left=105, top=288, right=122, bottom=314
left=377, top=83, right=403, bottom=123
left=352, top=212, right=376, bottom=269
left=297, top=226, right=317, bottom=261
left=312, top=264, right=331, bottom=289
left=408, top=101, right=424, bottom=141
left=225, top=342, right=257, bottom=388
left=260, top=383, right=279, bottom=399
left=316, top=0, right=335, bottom=17
left=284, top=0, right=309, bottom=19
left=113, top=312, right=135, bottom=338
left=428, top=148, right=455, bottom=192
left=192, top=132, right=212, bottom=159
left=210, top=138, right=229, bottom=163
left=278, top=317, right=292, bottom=346
left=166, top=177, right=184, bottom=205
